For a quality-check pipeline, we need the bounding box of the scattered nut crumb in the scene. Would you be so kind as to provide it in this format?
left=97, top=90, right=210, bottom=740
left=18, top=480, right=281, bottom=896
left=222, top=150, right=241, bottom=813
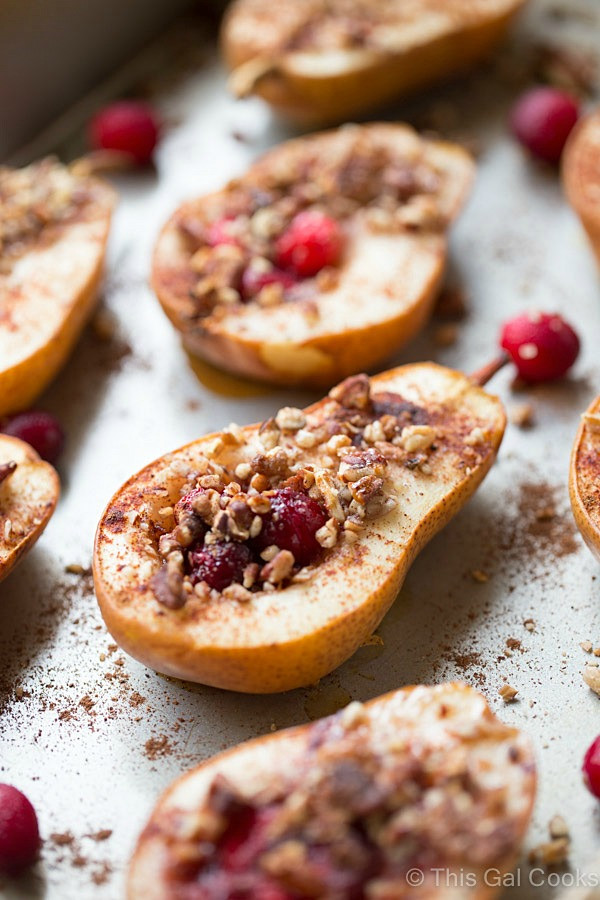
left=549, top=815, right=569, bottom=840
left=581, top=640, right=593, bottom=653
left=433, top=324, right=458, bottom=347
left=509, top=402, right=534, bottom=428
left=583, top=664, right=600, bottom=695
left=528, top=837, right=570, bottom=867
left=471, top=569, right=489, bottom=583
left=499, top=684, right=519, bottom=702
left=524, top=618, right=536, bottom=632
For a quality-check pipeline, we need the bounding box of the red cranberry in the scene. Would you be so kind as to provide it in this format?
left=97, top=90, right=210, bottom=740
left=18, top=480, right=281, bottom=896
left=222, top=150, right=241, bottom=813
left=211, top=805, right=294, bottom=899
left=252, top=488, right=328, bottom=567
left=240, top=265, right=297, bottom=300
left=510, top=87, right=579, bottom=164
left=188, top=541, right=252, bottom=592
left=583, top=736, right=600, bottom=798
left=500, top=312, right=580, bottom=382
left=206, top=217, right=241, bottom=248
left=275, top=211, right=343, bottom=278
left=89, top=100, right=159, bottom=165
left=1, top=411, right=64, bottom=463
left=0, top=784, right=40, bottom=874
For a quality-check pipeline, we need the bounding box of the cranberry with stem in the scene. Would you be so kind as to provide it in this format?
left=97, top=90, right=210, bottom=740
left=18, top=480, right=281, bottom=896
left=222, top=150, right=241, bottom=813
left=89, top=101, right=159, bottom=166
left=275, top=211, right=343, bottom=278
left=0, top=784, right=40, bottom=874
left=500, top=312, right=580, bottom=382
left=251, top=488, right=328, bottom=567
left=583, top=736, right=600, bottom=798
left=469, top=311, right=580, bottom=387
left=1, top=411, right=64, bottom=463
left=510, top=87, right=579, bottom=164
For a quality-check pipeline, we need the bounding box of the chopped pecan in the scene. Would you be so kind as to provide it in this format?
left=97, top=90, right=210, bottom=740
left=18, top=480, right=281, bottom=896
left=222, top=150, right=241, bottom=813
left=313, top=470, right=345, bottom=522
left=329, top=374, right=371, bottom=410
left=150, top=553, right=186, bottom=610
left=250, top=447, right=291, bottom=480
left=339, top=448, right=387, bottom=482
left=399, top=425, right=436, bottom=452
left=315, top=517, right=338, bottom=549
left=261, top=549, right=295, bottom=585
left=275, top=407, right=306, bottom=431
left=258, top=417, right=280, bottom=450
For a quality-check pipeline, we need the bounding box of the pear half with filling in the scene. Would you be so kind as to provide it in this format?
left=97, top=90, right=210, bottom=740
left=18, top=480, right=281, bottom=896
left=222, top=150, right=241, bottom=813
left=0, top=435, right=59, bottom=583
left=563, top=108, right=600, bottom=265
left=152, top=123, right=474, bottom=389
left=94, top=363, right=505, bottom=693
left=570, top=395, right=600, bottom=560
left=223, top=0, right=527, bottom=125
left=128, top=683, right=535, bottom=900
left=0, top=157, right=115, bottom=417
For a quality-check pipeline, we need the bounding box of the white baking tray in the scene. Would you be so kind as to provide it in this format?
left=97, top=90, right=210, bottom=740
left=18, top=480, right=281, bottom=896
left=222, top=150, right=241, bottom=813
left=1, top=2, right=600, bottom=897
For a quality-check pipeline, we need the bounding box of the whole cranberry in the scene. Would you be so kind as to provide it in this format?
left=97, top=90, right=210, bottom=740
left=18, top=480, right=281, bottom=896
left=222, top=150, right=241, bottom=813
left=510, top=87, right=579, bottom=164
left=583, top=736, right=600, bottom=798
left=1, top=411, right=64, bottom=463
left=240, top=265, right=297, bottom=300
left=275, top=211, right=343, bottom=278
left=500, top=312, right=580, bottom=382
left=206, top=217, right=241, bottom=248
left=89, top=100, right=159, bottom=165
left=188, top=541, right=252, bottom=592
left=0, top=784, right=40, bottom=874
left=252, top=488, right=328, bottom=567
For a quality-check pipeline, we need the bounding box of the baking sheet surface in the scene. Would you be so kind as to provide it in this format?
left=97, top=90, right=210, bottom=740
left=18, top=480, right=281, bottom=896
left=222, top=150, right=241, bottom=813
left=1, top=2, right=600, bottom=897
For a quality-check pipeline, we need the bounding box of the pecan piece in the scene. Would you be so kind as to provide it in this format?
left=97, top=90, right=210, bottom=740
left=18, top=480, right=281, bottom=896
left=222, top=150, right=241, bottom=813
left=329, top=374, right=371, bottom=410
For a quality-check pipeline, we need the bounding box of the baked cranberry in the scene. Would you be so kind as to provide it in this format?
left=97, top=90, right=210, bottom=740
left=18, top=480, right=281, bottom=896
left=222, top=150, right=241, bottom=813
left=252, top=488, right=328, bottom=567
left=188, top=541, right=252, bottom=592
left=89, top=100, right=159, bottom=165
left=583, top=736, right=600, bottom=798
left=219, top=806, right=275, bottom=872
left=210, top=805, right=294, bottom=899
left=275, top=211, right=343, bottom=277
left=510, top=87, right=579, bottom=164
left=240, top=265, right=297, bottom=300
left=0, top=784, right=40, bottom=874
left=1, top=411, right=64, bottom=463
left=206, top=217, right=241, bottom=247
left=500, top=312, right=580, bottom=381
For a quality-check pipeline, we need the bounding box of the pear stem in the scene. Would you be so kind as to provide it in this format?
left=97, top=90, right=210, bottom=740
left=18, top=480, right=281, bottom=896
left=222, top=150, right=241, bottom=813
left=469, top=353, right=510, bottom=387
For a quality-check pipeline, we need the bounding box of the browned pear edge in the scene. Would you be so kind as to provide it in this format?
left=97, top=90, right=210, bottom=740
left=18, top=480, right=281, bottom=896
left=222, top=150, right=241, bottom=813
left=93, top=363, right=506, bottom=693
left=221, top=0, right=527, bottom=124
left=563, top=108, right=600, bottom=264
left=127, top=682, right=536, bottom=900
left=570, top=394, right=600, bottom=561
left=0, top=176, right=116, bottom=417
left=151, top=124, right=474, bottom=389
left=0, top=435, right=60, bottom=583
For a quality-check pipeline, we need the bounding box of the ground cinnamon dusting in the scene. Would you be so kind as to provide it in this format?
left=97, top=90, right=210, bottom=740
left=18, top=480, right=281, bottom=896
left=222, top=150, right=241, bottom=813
left=144, top=734, right=173, bottom=760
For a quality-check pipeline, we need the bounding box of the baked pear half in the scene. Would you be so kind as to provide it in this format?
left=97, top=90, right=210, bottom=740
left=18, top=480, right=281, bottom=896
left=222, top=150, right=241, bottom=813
left=223, top=0, right=527, bottom=125
left=129, top=682, right=535, bottom=899
left=152, top=123, right=474, bottom=389
left=563, top=108, right=600, bottom=264
left=0, top=435, right=59, bottom=583
left=570, top=395, right=600, bottom=561
left=0, top=157, right=115, bottom=416
left=94, top=363, right=505, bottom=693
